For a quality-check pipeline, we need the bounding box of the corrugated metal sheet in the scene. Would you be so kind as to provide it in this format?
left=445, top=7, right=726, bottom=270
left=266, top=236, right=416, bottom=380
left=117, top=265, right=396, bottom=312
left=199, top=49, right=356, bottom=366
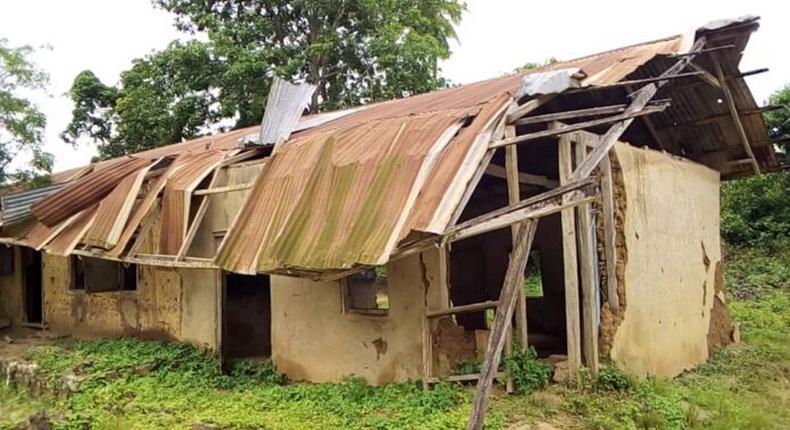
left=83, top=163, right=154, bottom=249
left=259, top=77, right=317, bottom=146
left=32, top=157, right=153, bottom=227
left=215, top=35, right=692, bottom=274
left=159, top=150, right=227, bottom=255
left=216, top=107, right=477, bottom=273
left=1, top=182, right=68, bottom=225
left=46, top=205, right=98, bottom=256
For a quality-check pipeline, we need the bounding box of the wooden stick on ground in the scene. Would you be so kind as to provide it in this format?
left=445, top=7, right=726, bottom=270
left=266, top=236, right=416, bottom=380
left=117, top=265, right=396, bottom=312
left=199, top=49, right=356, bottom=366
left=466, top=219, right=538, bottom=430
left=467, top=219, right=538, bottom=430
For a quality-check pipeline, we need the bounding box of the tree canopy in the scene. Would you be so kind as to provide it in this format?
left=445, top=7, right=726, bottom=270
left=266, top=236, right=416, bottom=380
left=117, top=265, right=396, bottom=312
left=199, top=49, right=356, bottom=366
left=63, top=0, right=466, bottom=159
left=721, top=82, right=790, bottom=249
left=764, top=84, right=790, bottom=163
left=0, top=38, right=52, bottom=184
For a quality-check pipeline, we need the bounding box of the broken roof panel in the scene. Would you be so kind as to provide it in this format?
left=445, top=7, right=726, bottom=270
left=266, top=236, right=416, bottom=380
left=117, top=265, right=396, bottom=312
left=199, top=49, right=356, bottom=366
left=32, top=157, right=153, bottom=227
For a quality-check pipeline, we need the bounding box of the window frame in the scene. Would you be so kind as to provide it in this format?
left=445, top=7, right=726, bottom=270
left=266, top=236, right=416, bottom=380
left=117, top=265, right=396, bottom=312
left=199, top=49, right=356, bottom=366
left=340, top=267, right=390, bottom=317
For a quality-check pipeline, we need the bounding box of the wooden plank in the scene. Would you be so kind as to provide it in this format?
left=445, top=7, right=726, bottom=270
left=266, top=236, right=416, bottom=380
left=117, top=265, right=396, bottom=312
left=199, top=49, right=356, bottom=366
left=448, top=149, right=496, bottom=227
left=193, top=183, right=254, bottom=196
left=512, top=100, right=670, bottom=126
left=564, top=70, right=704, bottom=95
left=505, top=125, right=528, bottom=350
left=128, top=206, right=159, bottom=257
left=713, top=58, right=761, bottom=174
left=557, top=126, right=582, bottom=383
left=570, top=37, right=707, bottom=182
left=600, top=155, right=619, bottom=313
left=426, top=300, right=499, bottom=318
left=451, top=193, right=594, bottom=243
left=505, top=95, right=553, bottom=124
left=573, top=138, right=599, bottom=378
left=689, top=63, right=721, bottom=88
left=484, top=164, right=558, bottom=188
left=425, top=371, right=507, bottom=384
left=467, top=219, right=538, bottom=430
left=176, top=168, right=222, bottom=261
left=422, top=312, right=432, bottom=390
left=491, top=105, right=668, bottom=150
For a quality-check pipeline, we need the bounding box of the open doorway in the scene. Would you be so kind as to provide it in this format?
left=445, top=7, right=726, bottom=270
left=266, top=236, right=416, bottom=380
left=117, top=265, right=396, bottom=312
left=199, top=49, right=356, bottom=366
left=21, top=248, right=43, bottom=324
left=221, top=272, right=272, bottom=360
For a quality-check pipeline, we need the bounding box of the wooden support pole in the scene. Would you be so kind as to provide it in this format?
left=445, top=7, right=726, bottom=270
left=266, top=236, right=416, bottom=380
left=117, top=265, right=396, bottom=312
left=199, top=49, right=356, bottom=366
left=421, top=312, right=432, bottom=390
left=467, top=219, right=538, bottom=430
left=713, top=58, right=761, bottom=174
left=574, top=139, right=599, bottom=378
left=426, top=300, right=499, bottom=318
left=600, top=155, right=619, bottom=313
left=505, top=95, right=553, bottom=124
left=557, top=125, right=582, bottom=383
left=505, top=125, right=528, bottom=349
left=570, top=37, right=707, bottom=182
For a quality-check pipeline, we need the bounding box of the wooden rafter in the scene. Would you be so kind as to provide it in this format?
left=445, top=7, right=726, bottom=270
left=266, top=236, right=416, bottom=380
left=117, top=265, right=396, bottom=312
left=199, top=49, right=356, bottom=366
left=712, top=57, right=761, bottom=174
left=491, top=104, right=668, bottom=150
left=570, top=37, right=708, bottom=182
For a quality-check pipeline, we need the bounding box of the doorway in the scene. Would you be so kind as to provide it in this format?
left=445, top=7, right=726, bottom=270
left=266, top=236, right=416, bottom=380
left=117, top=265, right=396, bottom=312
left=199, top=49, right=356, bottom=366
left=21, top=248, right=43, bottom=324
left=221, top=272, right=272, bottom=360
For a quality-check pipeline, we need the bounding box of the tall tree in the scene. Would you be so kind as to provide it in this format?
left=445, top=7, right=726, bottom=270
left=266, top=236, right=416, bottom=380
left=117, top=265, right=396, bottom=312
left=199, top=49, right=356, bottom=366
left=63, top=40, right=221, bottom=159
left=0, top=38, right=52, bottom=184
left=63, top=0, right=465, bottom=159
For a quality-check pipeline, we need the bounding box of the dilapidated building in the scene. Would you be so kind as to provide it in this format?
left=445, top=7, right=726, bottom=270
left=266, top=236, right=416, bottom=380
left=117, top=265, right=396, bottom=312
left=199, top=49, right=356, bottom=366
left=0, top=18, right=779, bottom=417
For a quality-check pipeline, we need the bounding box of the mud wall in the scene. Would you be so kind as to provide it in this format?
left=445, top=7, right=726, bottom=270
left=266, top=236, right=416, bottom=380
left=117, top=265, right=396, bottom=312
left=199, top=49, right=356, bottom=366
left=271, top=250, right=444, bottom=385
left=0, top=246, right=25, bottom=323
left=609, top=143, right=720, bottom=377
left=40, top=254, right=218, bottom=350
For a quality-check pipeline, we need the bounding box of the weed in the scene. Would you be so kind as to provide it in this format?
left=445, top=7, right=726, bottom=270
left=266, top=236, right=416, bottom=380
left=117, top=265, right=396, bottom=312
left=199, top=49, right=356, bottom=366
left=505, top=346, right=551, bottom=394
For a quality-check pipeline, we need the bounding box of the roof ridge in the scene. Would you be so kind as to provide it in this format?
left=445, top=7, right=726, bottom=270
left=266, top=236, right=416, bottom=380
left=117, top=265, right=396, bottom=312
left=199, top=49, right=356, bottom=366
left=530, top=33, right=683, bottom=72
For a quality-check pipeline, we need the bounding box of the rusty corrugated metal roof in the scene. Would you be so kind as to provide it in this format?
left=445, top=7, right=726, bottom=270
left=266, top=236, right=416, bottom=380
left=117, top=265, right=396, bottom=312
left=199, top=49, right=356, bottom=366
left=214, top=35, right=691, bottom=274
left=32, top=157, right=153, bottom=227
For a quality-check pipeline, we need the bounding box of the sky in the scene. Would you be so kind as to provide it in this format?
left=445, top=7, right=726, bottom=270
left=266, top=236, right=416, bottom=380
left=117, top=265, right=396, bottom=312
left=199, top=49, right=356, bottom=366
left=1, top=0, right=788, bottom=172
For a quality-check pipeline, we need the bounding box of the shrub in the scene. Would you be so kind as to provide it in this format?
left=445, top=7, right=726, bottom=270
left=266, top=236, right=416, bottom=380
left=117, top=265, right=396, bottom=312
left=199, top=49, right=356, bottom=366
left=597, top=366, right=633, bottom=391
left=721, top=172, right=790, bottom=249
left=505, top=346, right=551, bottom=394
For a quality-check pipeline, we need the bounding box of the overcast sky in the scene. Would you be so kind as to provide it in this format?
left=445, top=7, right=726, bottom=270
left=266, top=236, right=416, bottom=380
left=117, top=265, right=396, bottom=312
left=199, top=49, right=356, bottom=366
left=2, top=0, right=788, bottom=172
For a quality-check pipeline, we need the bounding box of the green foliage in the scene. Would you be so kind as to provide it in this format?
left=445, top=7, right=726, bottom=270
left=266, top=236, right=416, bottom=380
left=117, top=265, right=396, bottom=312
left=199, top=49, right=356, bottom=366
left=64, top=0, right=466, bottom=159
left=721, top=171, right=790, bottom=249
left=505, top=346, right=551, bottom=394
left=725, top=245, right=790, bottom=300
left=449, top=358, right=481, bottom=376
left=0, top=38, right=52, bottom=184
left=63, top=40, right=221, bottom=159
left=597, top=366, right=633, bottom=392
left=764, top=84, right=790, bottom=162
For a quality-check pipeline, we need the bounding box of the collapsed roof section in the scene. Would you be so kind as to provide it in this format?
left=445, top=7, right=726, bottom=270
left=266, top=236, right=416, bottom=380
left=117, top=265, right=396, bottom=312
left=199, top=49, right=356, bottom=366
left=0, top=16, right=779, bottom=275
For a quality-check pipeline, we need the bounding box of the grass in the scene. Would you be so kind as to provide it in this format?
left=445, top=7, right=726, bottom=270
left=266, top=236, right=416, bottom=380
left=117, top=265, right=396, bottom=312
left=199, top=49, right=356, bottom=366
left=1, top=246, right=788, bottom=429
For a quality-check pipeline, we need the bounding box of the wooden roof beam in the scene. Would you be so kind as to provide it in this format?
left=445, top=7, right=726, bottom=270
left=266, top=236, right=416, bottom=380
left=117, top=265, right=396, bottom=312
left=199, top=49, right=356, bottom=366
left=713, top=57, right=761, bottom=174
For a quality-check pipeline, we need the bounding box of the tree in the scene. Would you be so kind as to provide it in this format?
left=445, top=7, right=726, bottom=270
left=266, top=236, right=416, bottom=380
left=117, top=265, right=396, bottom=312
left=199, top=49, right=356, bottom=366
left=720, top=83, right=790, bottom=249
left=63, top=40, right=221, bottom=159
left=0, top=38, right=52, bottom=185
left=764, top=84, right=790, bottom=162
left=63, top=0, right=465, bottom=159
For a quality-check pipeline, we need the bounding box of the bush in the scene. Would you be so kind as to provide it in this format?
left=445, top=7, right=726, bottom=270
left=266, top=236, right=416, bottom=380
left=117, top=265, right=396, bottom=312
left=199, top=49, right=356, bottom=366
left=505, top=346, right=551, bottom=394
left=721, top=172, right=790, bottom=249
left=597, top=366, right=633, bottom=391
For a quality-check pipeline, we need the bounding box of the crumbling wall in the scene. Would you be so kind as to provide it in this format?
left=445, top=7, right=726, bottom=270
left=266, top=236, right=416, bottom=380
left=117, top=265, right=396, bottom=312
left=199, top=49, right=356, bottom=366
left=608, top=143, right=722, bottom=377
left=270, top=250, right=444, bottom=385
left=41, top=253, right=219, bottom=350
